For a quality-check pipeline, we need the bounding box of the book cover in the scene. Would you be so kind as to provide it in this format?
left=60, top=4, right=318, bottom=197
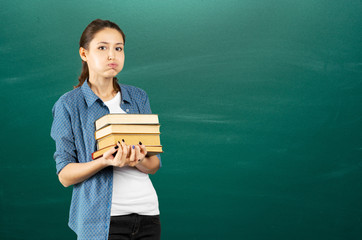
left=97, top=133, right=161, bottom=150
left=95, top=124, right=160, bottom=140
left=95, top=114, right=159, bottom=131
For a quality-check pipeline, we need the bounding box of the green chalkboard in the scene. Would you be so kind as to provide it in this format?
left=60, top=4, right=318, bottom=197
left=1, top=0, right=362, bottom=239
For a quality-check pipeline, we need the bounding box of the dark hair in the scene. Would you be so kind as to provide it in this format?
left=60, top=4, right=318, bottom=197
left=74, top=19, right=126, bottom=90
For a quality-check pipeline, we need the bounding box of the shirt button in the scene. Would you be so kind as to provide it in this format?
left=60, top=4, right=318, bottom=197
left=126, top=109, right=129, bottom=112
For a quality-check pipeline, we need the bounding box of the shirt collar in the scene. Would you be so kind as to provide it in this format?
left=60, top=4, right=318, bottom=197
left=81, top=79, right=131, bottom=107
left=81, top=79, right=100, bottom=108
left=119, top=84, right=131, bottom=104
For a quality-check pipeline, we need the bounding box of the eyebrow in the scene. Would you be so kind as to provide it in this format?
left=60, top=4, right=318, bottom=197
left=97, top=41, right=124, bottom=45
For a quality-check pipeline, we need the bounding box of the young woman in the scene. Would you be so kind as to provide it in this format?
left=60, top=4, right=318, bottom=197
left=51, top=19, right=161, bottom=240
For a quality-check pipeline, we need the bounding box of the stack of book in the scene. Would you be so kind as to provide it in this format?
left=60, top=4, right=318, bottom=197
left=92, top=114, right=163, bottom=159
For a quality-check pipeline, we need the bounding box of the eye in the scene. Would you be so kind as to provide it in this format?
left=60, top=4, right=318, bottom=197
left=116, top=47, right=123, bottom=51
left=98, top=46, right=107, bottom=50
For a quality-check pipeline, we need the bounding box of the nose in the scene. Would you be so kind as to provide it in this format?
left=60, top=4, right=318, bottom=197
left=108, top=49, right=115, bottom=60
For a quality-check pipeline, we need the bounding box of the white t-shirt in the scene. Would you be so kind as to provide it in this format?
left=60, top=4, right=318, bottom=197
left=103, top=91, right=159, bottom=216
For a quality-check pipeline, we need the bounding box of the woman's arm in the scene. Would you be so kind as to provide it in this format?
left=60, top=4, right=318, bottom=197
left=135, top=155, right=160, bottom=175
left=58, top=141, right=131, bottom=187
left=58, top=158, right=108, bottom=187
left=59, top=143, right=160, bottom=186
left=127, top=144, right=160, bottom=175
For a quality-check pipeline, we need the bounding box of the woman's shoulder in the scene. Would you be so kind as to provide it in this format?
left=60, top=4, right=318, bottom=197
left=53, top=87, right=83, bottom=111
left=120, top=84, right=149, bottom=100
left=120, top=84, right=147, bottom=94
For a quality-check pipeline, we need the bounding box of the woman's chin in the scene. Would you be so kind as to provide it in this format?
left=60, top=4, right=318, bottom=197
left=106, top=69, right=122, bottom=78
left=103, top=73, right=119, bottom=79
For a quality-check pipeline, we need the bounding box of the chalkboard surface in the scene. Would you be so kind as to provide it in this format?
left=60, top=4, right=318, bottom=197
left=1, top=0, right=362, bottom=239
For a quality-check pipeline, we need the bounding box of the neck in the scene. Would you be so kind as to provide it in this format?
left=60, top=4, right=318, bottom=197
left=88, top=76, right=117, bottom=101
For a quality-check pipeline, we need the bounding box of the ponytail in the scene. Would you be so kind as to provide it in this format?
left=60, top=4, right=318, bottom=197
left=74, top=61, right=89, bottom=88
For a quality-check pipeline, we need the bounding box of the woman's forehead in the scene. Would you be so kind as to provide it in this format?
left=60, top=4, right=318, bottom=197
left=91, top=28, right=124, bottom=45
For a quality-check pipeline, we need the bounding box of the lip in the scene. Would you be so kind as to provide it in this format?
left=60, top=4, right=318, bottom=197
left=108, top=63, right=118, bottom=68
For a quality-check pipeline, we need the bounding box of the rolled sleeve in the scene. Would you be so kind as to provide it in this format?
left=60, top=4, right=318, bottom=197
left=51, top=99, right=77, bottom=174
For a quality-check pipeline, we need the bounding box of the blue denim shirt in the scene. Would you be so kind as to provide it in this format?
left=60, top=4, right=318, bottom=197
left=51, top=80, right=160, bottom=239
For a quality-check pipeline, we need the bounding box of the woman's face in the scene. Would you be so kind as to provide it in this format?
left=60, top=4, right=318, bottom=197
left=80, top=27, right=125, bottom=80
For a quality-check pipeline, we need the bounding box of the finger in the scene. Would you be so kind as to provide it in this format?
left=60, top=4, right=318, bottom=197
left=114, top=141, right=123, bottom=159
left=126, top=145, right=131, bottom=158
left=103, top=144, right=118, bottom=159
left=130, top=145, right=136, bottom=162
left=135, top=145, right=142, bottom=162
left=134, top=145, right=141, bottom=162
left=121, top=142, right=128, bottom=159
left=139, top=143, right=148, bottom=156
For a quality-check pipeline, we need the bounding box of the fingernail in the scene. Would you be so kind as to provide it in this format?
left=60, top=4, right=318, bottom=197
left=132, top=145, right=135, bottom=149
left=139, top=141, right=142, bottom=145
left=115, top=145, right=119, bottom=149
left=122, top=139, right=125, bottom=142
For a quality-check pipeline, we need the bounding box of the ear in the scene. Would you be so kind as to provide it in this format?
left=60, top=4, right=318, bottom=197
left=79, top=47, right=88, bottom=62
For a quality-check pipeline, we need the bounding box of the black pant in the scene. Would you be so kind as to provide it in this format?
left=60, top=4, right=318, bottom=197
left=108, top=214, right=161, bottom=240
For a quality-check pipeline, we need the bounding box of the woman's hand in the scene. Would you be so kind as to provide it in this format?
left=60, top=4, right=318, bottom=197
left=128, top=142, right=148, bottom=167
left=102, top=141, right=148, bottom=168
left=103, top=141, right=130, bottom=168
